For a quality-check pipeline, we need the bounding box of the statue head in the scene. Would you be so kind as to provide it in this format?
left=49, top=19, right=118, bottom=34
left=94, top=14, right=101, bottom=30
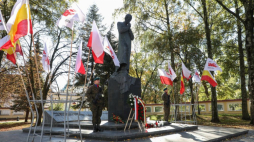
left=125, top=14, right=132, bottom=24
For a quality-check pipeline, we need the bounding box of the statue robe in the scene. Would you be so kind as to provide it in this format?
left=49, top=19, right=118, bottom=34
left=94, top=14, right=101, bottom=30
left=117, top=22, right=134, bottom=71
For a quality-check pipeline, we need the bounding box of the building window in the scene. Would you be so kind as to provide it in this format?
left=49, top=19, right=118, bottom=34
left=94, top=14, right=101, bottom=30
left=0, top=110, right=11, bottom=115
left=154, top=106, right=163, bottom=112
left=209, top=104, right=224, bottom=111
left=228, top=103, right=242, bottom=111
left=146, top=107, right=152, bottom=112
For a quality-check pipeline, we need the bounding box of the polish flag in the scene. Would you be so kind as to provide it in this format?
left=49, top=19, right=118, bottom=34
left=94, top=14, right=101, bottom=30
left=87, top=21, right=105, bottom=64
left=158, top=69, right=173, bottom=86
left=42, top=42, right=50, bottom=73
left=75, top=41, right=86, bottom=74
left=103, top=36, right=120, bottom=66
left=182, top=62, right=192, bottom=80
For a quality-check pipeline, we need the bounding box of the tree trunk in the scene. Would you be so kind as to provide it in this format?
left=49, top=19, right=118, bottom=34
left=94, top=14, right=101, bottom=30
left=201, top=0, right=220, bottom=122
left=243, top=2, right=254, bottom=124
left=235, top=0, right=250, bottom=120
left=0, top=51, right=4, bottom=68
left=25, top=108, right=29, bottom=122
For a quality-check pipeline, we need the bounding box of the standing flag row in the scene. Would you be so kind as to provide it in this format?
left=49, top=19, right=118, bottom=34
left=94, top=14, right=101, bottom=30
left=201, top=58, right=222, bottom=87
left=75, top=41, right=86, bottom=74
left=57, top=2, right=86, bottom=30
left=0, top=10, right=7, bottom=31
left=42, top=43, right=50, bottom=73
left=87, top=21, right=105, bottom=64
left=193, top=69, right=201, bottom=83
left=103, top=36, right=120, bottom=67
left=180, top=62, right=192, bottom=94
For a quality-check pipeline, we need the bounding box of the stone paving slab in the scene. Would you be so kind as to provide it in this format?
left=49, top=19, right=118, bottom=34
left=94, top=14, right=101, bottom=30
left=1, top=126, right=251, bottom=142
left=23, top=123, right=197, bottom=141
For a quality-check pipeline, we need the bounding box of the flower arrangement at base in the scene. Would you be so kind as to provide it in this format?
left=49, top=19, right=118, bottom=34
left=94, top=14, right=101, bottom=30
left=127, top=94, right=146, bottom=123
left=111, top=113, right=124, bottom=124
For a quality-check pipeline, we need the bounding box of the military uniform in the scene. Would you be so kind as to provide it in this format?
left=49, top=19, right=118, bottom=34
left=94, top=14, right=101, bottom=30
left=162, top=91, right=170, bottom=122
left=86, top=84, right=104, bottom=131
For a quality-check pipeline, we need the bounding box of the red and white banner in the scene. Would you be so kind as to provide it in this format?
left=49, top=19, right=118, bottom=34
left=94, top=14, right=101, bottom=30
left=87, top=21, right=105, bottom=64
left=57, top=2, right=85, bottom=29
left=204, top=58, right=222, bottom=72
left=42, top=42, right=50, bottom=73
left=75, top=41, right=86, bottom=74
left=103, top=36, right=120, bottom=66
left=134, top=97, right=139, bottom=121
left=182, top=62, right=192, bottom=80
left=193, top=69, right=201, bottom=83
left=168, top=62, right=177, bottom=81
left=158, top=69, right=173, bottom=86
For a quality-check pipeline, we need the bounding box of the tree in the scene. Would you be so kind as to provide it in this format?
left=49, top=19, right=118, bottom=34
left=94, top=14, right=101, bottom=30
left=215, top=0, right=253, bottom=124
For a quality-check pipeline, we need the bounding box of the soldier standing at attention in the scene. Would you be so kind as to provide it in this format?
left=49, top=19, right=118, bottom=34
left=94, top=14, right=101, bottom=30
left=86, top=77, right=104, bottom=132
left=162, top=88, right=171, bottom=124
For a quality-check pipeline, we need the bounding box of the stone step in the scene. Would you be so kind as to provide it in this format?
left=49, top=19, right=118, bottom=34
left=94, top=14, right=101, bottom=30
left=23, top=123, right=198, bottom=141
left=44, top=120, right=171, bottom=130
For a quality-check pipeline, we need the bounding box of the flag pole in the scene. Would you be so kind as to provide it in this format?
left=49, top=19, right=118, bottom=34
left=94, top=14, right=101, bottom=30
left=31, top=34, right=45, bottom=142
left=67, top=72, right=76, bottom=135
left=64, top=28, right=74, bottom=140
left=11, top=47, right=34, bottom=142
left=20, top=44, right=40, bottom=140
left=78, top=63, right=96, bottom=141
left=83, top=49, right=91, bottom=91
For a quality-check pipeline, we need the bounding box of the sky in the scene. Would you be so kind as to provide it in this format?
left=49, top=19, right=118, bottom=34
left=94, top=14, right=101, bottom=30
left=56, top=0, right=124, bottom=90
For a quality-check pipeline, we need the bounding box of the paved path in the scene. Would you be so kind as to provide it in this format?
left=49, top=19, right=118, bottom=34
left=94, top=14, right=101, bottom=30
left=0, top=125, right=252, bottom=142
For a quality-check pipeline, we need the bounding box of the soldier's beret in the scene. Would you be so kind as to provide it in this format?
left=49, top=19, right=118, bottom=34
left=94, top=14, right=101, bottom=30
left=163, top=88, right=167, bottom=91
left=94, top=77, right=100, bottom=81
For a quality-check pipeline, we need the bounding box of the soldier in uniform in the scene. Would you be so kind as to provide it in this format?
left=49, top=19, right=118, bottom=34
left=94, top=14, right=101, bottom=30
left=86, top=77, right=105, bottom=132
left=162, top=88, right=171, bottom=124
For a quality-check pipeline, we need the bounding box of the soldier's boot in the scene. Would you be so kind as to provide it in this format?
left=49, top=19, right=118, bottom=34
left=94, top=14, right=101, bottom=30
left=93, top=124, right=97, bottom=132
left=97, top=124, right=103, bottom=132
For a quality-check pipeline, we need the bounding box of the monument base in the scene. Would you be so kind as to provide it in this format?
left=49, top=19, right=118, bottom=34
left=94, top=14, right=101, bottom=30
left=108, top=71, right=141, bottom=122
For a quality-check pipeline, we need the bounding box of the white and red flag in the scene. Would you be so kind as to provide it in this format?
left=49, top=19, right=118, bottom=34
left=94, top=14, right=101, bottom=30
left=75, top=41, right=86, bottom=74
left=193, top=69, right=201, bottom=83
left=168, top=62, right=177, bottom=81
left=103, top=36, right=120, bottom=66
left=0, top=10, right=7, bottom=31
left=57, top=2, right=85, bottom=29
left=87, top=21, right=105, bottom=64
left=42, top=42, right=50, bottom=73
left=158, top=69, right=173, bottom=86
left=204, top=58, right=222, bottom=72
left=182, top=62, right=192, bottom=80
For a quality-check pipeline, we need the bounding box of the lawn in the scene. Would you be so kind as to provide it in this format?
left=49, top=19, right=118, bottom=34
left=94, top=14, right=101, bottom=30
left=0, top=120, right=32, bottom=132
left=148, top=114, right=254, bottom=130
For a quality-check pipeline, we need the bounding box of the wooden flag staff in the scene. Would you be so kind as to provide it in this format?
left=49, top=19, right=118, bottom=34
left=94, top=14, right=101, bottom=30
left=64, top=29, right=74, bottom=140
left=20, top=47, right=40, bottom=141
left=31, top=34, right=45, bottom=142
left=11, top=47, right=34, bottom=142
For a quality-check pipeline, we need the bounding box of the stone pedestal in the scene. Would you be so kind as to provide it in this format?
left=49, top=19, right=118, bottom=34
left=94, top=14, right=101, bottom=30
left=108, top=71, right=141, bottom=122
